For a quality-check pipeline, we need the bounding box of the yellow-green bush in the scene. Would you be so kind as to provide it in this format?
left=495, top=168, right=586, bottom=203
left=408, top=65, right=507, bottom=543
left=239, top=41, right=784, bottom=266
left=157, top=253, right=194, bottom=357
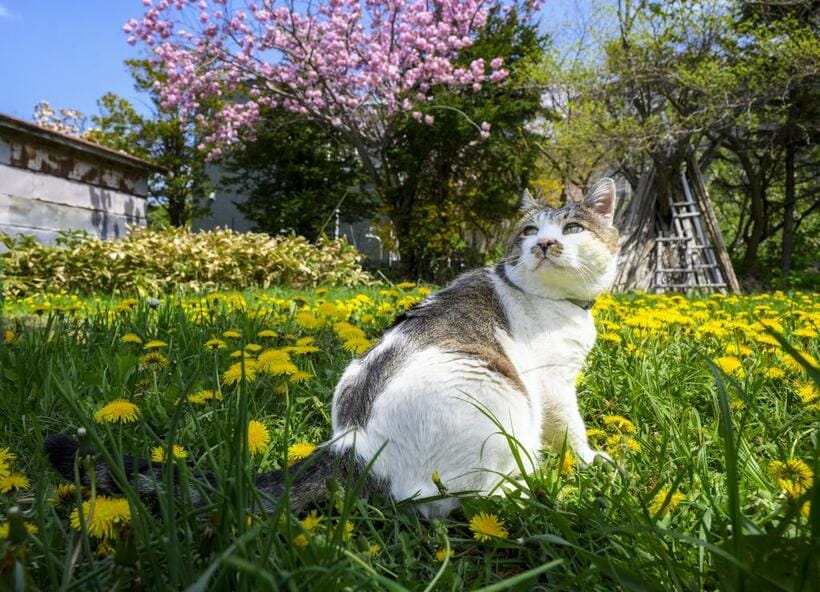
left=0, top=227, right=371, bottom=296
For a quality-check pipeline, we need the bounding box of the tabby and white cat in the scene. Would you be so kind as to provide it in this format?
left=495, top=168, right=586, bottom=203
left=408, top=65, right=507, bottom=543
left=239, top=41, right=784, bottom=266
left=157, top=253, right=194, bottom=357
left=45, top=178, right=619, bottom=519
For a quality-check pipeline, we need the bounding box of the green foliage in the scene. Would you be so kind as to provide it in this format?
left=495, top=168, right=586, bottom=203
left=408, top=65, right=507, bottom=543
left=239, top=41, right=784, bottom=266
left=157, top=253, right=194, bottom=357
left=382, top=6, right=545, bottom=279
left=0, top=228, right=371, bottom=297
left=222, top=113, right=375, bottom=239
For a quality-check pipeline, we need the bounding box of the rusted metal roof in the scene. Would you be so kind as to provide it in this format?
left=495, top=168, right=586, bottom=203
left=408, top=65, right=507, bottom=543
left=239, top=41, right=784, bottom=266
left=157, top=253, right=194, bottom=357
left=0, top=112, right=166, bottom=173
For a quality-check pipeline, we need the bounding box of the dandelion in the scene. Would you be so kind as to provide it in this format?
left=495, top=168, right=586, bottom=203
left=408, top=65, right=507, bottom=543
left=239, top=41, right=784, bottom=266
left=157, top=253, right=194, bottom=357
left=52, top=483, right=77, bottom=505
left=603, top=415, right=636, bottom=433
left=293, top=534, right=309, bottom=548
left=795, top=381, right=820, bottom=409
left=599, top=332, right=623, bottom=344
left=257, top=329, right=277, bottom=339
left=3, top=329, right=19, bottom=344
left=0, top=448, right=14, bottom=479
left=0, top=473, right=31, bottom=493
left=793, top=327, right=817, bottom=339
left=223, top=359, right=258, bottom=385
left=295, top=313, right=323, bottom=330
left=121, top=333, right=142, bottom=344
left=257, top=349, right=298, bottom=375
left=301, top=510, right=322, bottom=533
left=0, top=522, right=38, bottom=538
left=143, top=339, right=168, bottom=350
left=768, top=459, right=813, bottom=499
left=289, top=371, right=312, bottom=383
left=205, top=338, right=227, bottom=350
left=649, top=488, right=686, bottom=517
left=139, top=352, right=168, bottom=369
left=343, top=337, right=372, bottom=355
left=288, top=442, right=317, bottom=465
left=606, top=434, right=642, bottom=455
left=151, top=444, right=188, bottom=463
left=223, top=329, right=242, bottom=339
left=435, top=547, right=454, bottom=562
left=368, top=543, right=381, bottom=556
left=782, top=351, right=818, bottom=373
left=70, top=496, right=131, bottom=538
left=713, top=356, right=745, bottom=378
left=247, top=420, right=270, bottom=454
left=764, top=367, right=786, bottom=379
left=469, top=512, right=508, bottom=542
left=94, top=399, right=139, bottom=424
left=558, top=450, right=575, bottom=475
left=187, top=389, right=222, bottom=404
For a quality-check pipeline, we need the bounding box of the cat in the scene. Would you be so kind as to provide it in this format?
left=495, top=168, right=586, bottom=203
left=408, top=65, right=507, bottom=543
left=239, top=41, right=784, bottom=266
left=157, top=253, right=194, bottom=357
left=45, top=178, right=619, bottom=519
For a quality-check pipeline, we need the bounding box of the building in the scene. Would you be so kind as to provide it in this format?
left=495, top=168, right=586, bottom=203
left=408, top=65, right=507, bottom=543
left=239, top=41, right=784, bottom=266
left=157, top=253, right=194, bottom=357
left=0, top=112, right=163, bottom=245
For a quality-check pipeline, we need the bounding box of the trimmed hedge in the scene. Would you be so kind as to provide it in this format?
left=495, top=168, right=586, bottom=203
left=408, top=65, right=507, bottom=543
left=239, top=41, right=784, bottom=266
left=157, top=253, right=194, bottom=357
left=1, top=227, right=372, bottom=296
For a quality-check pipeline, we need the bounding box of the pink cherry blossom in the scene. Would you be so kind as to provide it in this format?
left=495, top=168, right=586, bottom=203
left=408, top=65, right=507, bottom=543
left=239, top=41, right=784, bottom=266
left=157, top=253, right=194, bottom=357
left=126, top=0, right=540, bottom=157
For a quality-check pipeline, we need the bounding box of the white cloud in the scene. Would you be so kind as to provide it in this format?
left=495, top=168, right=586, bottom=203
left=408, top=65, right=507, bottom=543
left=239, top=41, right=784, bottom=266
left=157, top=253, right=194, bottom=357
left=0, top=4, right=10, bottom=19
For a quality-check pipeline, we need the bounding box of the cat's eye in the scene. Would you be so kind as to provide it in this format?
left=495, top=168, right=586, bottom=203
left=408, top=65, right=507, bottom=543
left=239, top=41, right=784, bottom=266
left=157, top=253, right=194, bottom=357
left=522, top=225, right=539, bottom=236
left=563, top=223, right=585, bottom=235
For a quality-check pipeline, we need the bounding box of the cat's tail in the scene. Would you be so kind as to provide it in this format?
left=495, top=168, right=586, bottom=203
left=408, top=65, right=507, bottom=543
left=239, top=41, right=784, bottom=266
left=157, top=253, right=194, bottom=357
left=43, top=433, right=365, bottom=513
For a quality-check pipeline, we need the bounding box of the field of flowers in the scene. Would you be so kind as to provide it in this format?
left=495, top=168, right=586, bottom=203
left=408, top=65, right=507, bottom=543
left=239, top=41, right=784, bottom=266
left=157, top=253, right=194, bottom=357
left=0, top=286, right=817, bottom=590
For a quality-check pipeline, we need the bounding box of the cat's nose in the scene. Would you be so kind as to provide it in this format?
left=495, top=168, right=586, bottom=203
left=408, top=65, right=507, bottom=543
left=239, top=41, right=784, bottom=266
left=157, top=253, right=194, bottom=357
left=537, top=238, right=558, bottom=255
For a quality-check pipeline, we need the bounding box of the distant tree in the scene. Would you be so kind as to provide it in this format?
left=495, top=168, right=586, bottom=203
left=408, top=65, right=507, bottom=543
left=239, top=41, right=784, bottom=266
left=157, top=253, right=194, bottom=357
left=85, top=60, right=212, bottom=227
left=222, top=112, right=373, bottom=239
left=127, top=0, right=541, bottom=275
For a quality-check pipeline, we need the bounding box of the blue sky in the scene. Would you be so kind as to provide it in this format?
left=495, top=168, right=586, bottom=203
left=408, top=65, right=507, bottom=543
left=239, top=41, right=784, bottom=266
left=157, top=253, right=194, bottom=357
left=0, top=0, right=590, bottom=123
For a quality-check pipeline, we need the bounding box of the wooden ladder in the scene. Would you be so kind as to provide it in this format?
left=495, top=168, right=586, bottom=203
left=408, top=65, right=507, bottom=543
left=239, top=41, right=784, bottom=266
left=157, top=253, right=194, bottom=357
left=653, top=172, right=728, bottom=293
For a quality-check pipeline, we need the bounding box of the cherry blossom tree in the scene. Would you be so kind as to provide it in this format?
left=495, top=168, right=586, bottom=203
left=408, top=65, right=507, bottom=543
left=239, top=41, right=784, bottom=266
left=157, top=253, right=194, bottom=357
left=126, top=0, right=541, bottom=269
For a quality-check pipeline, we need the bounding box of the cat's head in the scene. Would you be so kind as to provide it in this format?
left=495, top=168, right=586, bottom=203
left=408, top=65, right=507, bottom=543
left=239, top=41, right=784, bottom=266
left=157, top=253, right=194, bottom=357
left=503, top=179, right=619, bottom=301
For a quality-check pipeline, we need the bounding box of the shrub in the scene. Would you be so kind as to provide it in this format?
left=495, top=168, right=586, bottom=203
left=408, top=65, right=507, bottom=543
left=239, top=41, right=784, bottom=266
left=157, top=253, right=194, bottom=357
left=0, top=227, right=371, bottom=296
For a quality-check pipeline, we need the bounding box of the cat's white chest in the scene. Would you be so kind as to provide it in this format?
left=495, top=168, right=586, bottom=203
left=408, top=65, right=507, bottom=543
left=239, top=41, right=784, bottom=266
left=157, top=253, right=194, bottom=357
left=497, top=289, right=596, bottom=403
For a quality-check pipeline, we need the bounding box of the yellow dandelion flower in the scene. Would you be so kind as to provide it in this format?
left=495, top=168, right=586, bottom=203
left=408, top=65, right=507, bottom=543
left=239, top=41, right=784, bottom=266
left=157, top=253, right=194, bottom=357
left=293, top=534, right=309, bottom=548
left=289, top=371, right=313, bottom=384
left=223, top=329, right=242, bottom=339
left=782, top=351, right=818, bottom=373
left=603, top=415, right=636, bottom=433
left=245, top=343, right=263, bottom=353
left=0, top=448, right=15, bottom=467
left=396, top=281, right=416, bottom=290
left=435, top=547, right=454, bottom=562
left=52, top=483, right=77, bottom=505
left=794, top=327, right=817, bottom=339
left=295, top=336, right=314, bottom=346
left=295, top=313, right=324, bottom=329
left=121, top=333, right=142, bottom=344
left=288, top=442, right=317, bottom=465
left=729, top=399, right=746, bottom=412
left=316, top=302, right=338, bottom=317
left=368, top=543, right=381, bottom=556
left=0, top=521, right=38, bottom=538
left=337, top=520, right=354, bottom=541
left=94, top=399, right=139, bottom=424
left=0, top=473, right=31, bottom=493
left=606, top=434, right=642, bottom=455
left=247, top=420, right=270, bottom=455
left=800, top=501, right=811, bottom=518
left=257, top=349, right=298, bottom=375
left=151, top=444, right=188, bottom=463
left=649, top=488, right=686, bottom=517
left=764, top=367, right=786, bottom=380
left=257, top=329, right=278, bottom=338
left=205, top=338, right=227, bottom=350
left=143, top=339, right=168, bottom=350
left=286, top=345, right=321, bottom=355
left=223, top=359, right=258, bottom=385
left=70, top=496, right=131, bottom=538
left=586, top=428, right=607, bottom=442
left=3, top=329, right=19, bottom=344
left=139, top=352, right=168, bottom=369
left=768, top=459, right=813, bottom=499
left=229, top=350, right=255, bottom=359
left=343, top=337, right=372, bottom=355
left=187, top=389, right=222, bottom=404
left=599, top=332, right=623, bottom=344
left=558, top=450, right=575, bottom=475
left=301, top=510, right=322, bottom=533
left=713, top=356, right=745, bottom=378
left=469, top=512, right=508, bottom=542
left=795, top=382, right=820, bottom=409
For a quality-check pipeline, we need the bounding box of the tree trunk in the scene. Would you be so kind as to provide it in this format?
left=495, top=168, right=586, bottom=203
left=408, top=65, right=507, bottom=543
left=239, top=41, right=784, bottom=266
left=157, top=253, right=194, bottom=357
left=167, top=192, right=186, bottom=227
left=741, top=175, right=766, bottom=280
left=780, top=136, right=796, bottom=276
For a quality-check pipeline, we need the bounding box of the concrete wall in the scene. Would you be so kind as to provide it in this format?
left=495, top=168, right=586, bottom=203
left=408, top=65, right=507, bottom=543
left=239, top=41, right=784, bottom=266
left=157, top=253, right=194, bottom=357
left=0, top=128, right=149, bottom=245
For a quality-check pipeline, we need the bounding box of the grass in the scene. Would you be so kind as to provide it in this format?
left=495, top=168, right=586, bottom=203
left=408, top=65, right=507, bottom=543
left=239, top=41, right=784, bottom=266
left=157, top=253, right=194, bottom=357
left=0, top=287, right=818, bottom=590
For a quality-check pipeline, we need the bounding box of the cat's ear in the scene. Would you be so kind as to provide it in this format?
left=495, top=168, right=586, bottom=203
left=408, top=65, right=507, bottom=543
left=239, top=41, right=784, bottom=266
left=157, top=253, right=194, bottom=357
left=582, top=178, right=617, bottom=222
left=520, top=188, right=539, bottom=213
